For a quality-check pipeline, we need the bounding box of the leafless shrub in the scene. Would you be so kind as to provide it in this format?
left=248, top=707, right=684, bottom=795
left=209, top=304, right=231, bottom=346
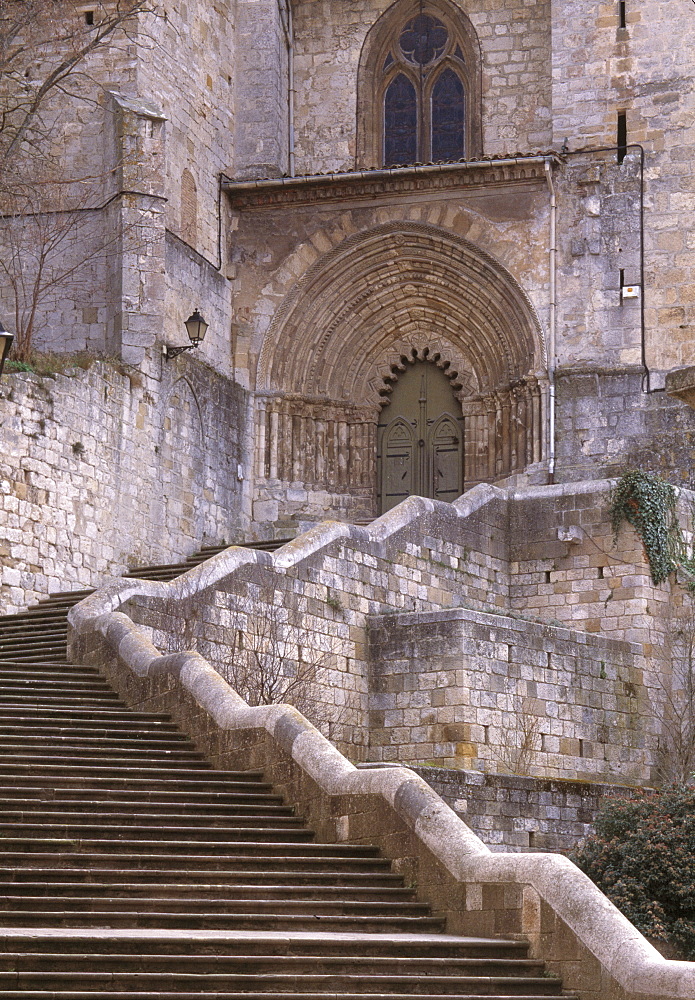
left=222, top=585, right=353, bottom=737
left=654, top=604, right=695, bottom=786
left=490, top=692, right=543, bottom=776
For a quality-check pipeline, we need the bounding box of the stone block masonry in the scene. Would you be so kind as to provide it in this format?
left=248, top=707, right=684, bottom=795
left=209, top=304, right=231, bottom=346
left=96, top=479, right=685, bottom=784
left=411, top=766, right=639, bottom=854
left=368, top=608, right=654, bottom=784
left=0, top=360, right=248, bottom=615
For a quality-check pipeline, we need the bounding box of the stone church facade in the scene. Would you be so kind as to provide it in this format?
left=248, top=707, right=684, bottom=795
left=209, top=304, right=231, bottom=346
left=3, top=0, right=695, bottom=594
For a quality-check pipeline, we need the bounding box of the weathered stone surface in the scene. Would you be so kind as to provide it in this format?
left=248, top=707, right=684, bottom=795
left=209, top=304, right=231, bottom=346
left=0, top=360, right=247, bottom=615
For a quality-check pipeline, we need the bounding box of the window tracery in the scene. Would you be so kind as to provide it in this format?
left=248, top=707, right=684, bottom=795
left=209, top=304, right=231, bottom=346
left=357, top=1, right=481, bottom=169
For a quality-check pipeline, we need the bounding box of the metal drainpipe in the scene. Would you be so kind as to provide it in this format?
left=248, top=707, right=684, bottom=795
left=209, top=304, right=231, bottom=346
left=278, top=0, right=296, bottom=178
left=544, top=158, right=557, bottom=482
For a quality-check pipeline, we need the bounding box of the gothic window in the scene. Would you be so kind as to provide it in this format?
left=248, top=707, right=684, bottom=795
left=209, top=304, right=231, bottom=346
left=357, top=1, right=481, bottom=169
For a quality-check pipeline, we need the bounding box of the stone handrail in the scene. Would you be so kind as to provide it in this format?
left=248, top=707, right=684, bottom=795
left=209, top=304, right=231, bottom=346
left=67, top=614, right=695, bottom=999
left=67, top=480, right=695, bottom=998
left=69, top=484, right=505, bottom=633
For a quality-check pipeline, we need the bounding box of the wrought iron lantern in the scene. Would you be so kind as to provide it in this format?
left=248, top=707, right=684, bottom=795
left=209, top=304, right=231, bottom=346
left=163, top=310, right=208, bottom=360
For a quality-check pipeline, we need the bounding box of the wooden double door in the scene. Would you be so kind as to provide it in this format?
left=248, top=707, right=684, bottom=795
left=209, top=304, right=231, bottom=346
left=377, top=361, right=464, bottom=513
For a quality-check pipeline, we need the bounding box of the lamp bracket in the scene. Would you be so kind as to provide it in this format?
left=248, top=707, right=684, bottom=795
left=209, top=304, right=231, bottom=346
left=163, top=343, right=197, bottom=361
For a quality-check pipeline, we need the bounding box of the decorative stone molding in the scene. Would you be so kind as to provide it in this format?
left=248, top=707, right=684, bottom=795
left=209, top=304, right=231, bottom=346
left=222, top=156, right=553, bottom=210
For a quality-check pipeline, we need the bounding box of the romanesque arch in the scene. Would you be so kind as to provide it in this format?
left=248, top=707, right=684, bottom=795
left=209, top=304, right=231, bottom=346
left=255, top=221, right=546, bottom=515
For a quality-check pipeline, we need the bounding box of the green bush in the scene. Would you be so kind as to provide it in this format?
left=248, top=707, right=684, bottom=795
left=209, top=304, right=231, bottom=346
left=571, top=787, right=695, bottom=959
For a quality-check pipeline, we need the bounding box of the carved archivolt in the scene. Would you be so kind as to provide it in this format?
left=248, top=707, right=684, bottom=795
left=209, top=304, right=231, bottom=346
left=257, top=220, right=546, bottom=407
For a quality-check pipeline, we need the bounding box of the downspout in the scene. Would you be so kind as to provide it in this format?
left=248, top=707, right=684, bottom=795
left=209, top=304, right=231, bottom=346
left=278, top=0, right=295, bottom=177
left=544, top=158, right=557, bottom=482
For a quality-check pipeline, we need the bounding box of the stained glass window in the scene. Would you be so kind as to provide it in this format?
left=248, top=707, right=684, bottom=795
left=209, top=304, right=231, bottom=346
left=431, top=68, right=464, bottom=161
left=384, top=74, right=417, bottom=166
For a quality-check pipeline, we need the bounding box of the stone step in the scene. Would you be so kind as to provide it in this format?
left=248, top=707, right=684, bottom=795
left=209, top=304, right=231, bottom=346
left=0, top=881, right=415, bottom=902
left=0, top=727, right=189, bottom=745
left=0, top=763, right=277, bottom=786
left=0, top=991, right=576, bottom=1000
left=0, top=751, right=212, bottom=769
left=0, top=868, right=402, bottom=888
left=0, top=711, right=184, bottom=732
left=35, top=589, right=94, bottom=603
left=4, top=617, right=68, bottom=629
left=0, top=704, right=177, bottom=721
left=2, top=980, right=579, bottom=1000
left=0, top=693, right=121, bottom=706
left=0, top=653, right=67, bottom=664
left=0, top=679, right=120, bottom=694
left=0, top=786, right=285, bottom=806
left=0, top=741, right=209, bottom=761
left=0, top=951, right=546, bottom=976
left=0, top=894, right=430, bottom=918
left=0, top=667, right=99, bottom=681
left=0, top=611, right=70, bottom=626
left=0, top=645, right=69, bottom=656
left=0, top=668, right=102, bottom=681
left=0, top=910, right=445, bottom=933
left=0, top=822, right=316, bottom=843
left=0, top=971, right=566, bottom=996
left=0, top=628, right=68, bottom=642
left=0, top=837, right=381, bottom=857
left=0, top=930, right=532, bottom=960
left=0, top=809, right=301, bottom=828
left=0, top=851, right=393, bottom=874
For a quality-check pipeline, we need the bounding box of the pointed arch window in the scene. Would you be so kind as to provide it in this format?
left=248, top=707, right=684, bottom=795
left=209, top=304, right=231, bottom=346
left=431, top=67, right=464, bottom=162
left=384, top=74, right=418, bottom=166
left=357, top=2, right=481, bottom=170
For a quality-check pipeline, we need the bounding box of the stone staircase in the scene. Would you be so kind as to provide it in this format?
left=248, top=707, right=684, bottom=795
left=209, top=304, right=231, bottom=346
left=0, top=540, right=288, bottom=665
left=0, top=543, right=576, bottom=998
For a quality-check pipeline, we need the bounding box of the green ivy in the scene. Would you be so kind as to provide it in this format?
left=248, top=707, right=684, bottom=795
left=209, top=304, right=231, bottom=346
left=610, top=470, right=684, bottom=585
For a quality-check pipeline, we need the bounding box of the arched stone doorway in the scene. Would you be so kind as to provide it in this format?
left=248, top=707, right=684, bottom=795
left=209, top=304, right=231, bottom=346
left=378, top=360, right=464, bottom=512
left=254, top=221, right=547, bottom=524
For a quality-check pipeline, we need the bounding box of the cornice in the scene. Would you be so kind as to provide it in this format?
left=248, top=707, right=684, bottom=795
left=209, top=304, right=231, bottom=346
left=222, top=154, right=560, bottom=210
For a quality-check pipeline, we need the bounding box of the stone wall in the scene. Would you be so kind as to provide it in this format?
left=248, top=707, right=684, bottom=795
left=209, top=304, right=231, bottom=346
left=411, top=766, right=638, bottom=853
left=555, top=368, right=695, bottom=488
left=0, top=360, right=248, bottom=614
left=550, top=0, right=695, bottom=375
left=368, top=608, right=654, bottom=784
left=110, top=480, right=681, bottom=780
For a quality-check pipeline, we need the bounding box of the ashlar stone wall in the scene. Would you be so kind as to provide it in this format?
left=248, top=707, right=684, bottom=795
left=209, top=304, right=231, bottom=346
left=0, top=360, right=248, bottom=615
left=550, top=0, right=695, bottom=375
left=369, top=608, right=653, bottom=784
left=115, top=480, right=679, bottom=782
left=410, top=766, right=638, bottom=853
